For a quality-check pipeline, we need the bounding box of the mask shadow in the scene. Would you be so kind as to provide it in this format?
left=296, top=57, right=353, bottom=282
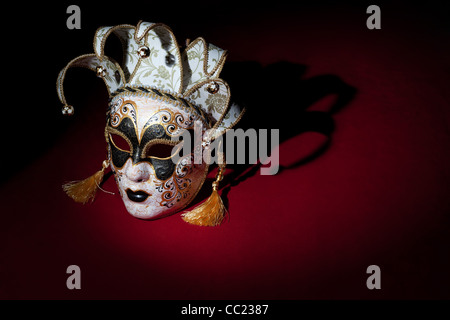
left=188, top=60, right=357, bottom=212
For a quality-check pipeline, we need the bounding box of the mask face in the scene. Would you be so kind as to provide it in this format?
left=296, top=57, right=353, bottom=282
left=106, top=92, right=209, bottom=220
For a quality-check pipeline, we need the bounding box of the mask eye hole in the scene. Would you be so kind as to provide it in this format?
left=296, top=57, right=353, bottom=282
left=109, top=133, right=131, bottom=153
left=144, top=143, right=180, bottom=159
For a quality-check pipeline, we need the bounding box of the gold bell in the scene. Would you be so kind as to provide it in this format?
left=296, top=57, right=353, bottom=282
left=138, top=46, right=150, bottom=58
left=62, top=105, right=74, bottom=116
left=96, top=65, right=106, bottom=78
left=206, top=81, right=220, bottom=94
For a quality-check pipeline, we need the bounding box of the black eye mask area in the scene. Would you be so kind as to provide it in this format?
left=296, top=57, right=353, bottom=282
left=106, top=119, right=189, bottom=181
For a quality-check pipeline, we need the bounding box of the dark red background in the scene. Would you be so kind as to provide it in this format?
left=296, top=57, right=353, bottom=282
left=1, top=1, right=449, bottom=299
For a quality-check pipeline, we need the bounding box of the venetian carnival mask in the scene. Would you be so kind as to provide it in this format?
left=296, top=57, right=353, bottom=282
left=57, top=21, right=244, bottom=226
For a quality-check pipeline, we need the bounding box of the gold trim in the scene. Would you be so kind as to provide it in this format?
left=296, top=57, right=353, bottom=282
left=142, top=141, right=183, bottom=160
left=56, top=53, right=126, bottom=107
left=182, top=78, right=232, bottom=137
left=183, top=37, right=228, bottom=79
left=56, top=53, right=97, bottom=105
left=93, top=24, right=135, bottom=61
left=127, top=23, right=184, bottom=94
left=59, top=21, right=232, bottom=124
left=210, top=104, right=246, bottom=140
left=106, top=120, right=187, bottom=161
left=110, top=88, right=210, bottom=129
left=106, top=128, right=135, bottom=155
left=139, top=108, right=196, bottom=142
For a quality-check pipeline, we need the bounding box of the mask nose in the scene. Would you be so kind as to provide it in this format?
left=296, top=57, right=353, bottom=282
left=125, top=162, right=151, bottom=183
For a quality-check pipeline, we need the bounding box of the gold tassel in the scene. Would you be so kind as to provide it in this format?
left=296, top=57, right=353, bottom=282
left=181, top=165, right=227, bottom=227
left=62, top=160, right=109, bottom=204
